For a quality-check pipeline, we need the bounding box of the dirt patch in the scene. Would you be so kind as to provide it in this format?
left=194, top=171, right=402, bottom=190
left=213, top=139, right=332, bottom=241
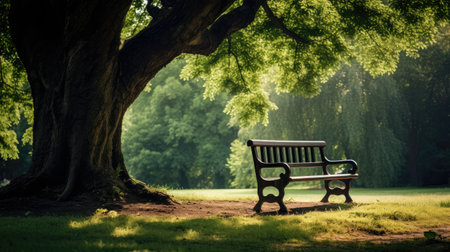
left=0, top=197, right=339, bottom=217
left=113, top=200, right=340, bottom=217
left=0, top=197, right=449, bottom=243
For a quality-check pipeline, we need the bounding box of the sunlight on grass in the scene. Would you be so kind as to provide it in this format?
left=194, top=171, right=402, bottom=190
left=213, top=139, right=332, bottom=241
left=176, top=229, right=201, bottom=241
left=112, top=226, right=139, bottom=237
left=69, top=217, right=103, bottom=229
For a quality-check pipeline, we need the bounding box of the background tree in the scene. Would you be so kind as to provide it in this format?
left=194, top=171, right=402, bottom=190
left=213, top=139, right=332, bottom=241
left=394, top=27, right=450, bottom=186
left=122, top=60, right=237, bottom=189
left=229, top=63, right=408, bottom=188
left=228, top=30, right=448, bottom=188
left=227, top=139, right=256, bottom=188
left=0, top=0, right=447, bottom=201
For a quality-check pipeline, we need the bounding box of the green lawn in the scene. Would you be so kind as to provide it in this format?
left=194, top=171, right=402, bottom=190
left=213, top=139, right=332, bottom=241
left=168, top=186, right=450, bottom=203
left=1, top=187, right=449, bottom=251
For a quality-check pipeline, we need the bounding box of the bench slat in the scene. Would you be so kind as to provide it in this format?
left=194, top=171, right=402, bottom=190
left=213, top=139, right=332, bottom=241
left=281, top=147, right=287, bottom=162
left=262, top=174, right=358, bottom=182
left=274, top=147, right=279, bottom=162
left=297, top=147, right=302, bottom=162
left=311, top=147, right=316, bottom=162
left=260, top=147, right=266, bottom=162
left=290, top=147, right=295, bottom=162
left=286, top=147, right=292, bottom=163
left=288, top=162, right=325, bottom=167
left=248, top=139, right=326, bottom=147
left=267, top=147, right=273, bottom=163
left=290, top=173, right=359, bottom=181
left=304, top=147, right=309, bottom=162
left=290, top=174, right=359, bottom=182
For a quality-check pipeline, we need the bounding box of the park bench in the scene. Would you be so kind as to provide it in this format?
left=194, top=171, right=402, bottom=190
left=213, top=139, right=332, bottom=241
left=247, top=139, right=359, bottom=213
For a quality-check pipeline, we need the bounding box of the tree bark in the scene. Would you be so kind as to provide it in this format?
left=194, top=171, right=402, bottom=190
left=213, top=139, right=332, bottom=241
left=1, top=0, right=260, bottom=202
left=0, top=0, right=144, bottom=201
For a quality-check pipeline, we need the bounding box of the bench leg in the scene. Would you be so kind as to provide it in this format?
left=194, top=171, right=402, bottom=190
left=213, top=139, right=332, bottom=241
left=254, top=186, right=264, bottom=213
left=321, top=179, right=353, bottom=203
left=276, top=183, right=288, bottom=214
left=343, top=179, right=353, bottom=203
left=253, top=179, right=289, bottom=214
left=253, top=200, right=263, bottom=213
left=277, top=199, right=288, bottom=214
left=320, top=180, right=331, bottom=203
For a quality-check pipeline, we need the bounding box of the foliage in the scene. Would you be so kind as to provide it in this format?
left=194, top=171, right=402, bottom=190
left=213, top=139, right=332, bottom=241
left=120, top=0, right=151, bottom=40
left=122, top=60, right=237, bottom=188
left=182, top=0, right=448, bottom=127
left=0, top=0, right=32, bottom=161
left=228, top=27, right=449, bottom=188
left=229, top=63, right=409, bottom=188
left=0, top=116, right=32, bottom=180
left=226, top=140, right=256, bottom=188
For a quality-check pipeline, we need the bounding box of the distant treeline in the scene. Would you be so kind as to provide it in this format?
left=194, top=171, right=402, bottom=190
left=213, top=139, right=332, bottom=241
left=1, top=34, right=448, bottom=189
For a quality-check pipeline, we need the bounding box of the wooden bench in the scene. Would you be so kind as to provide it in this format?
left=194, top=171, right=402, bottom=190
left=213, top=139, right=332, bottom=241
left=247, top=139, right=359, bottom=213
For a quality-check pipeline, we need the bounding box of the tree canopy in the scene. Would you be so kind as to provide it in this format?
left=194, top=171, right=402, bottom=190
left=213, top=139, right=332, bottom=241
left=181, top=0, right=447, bottom=127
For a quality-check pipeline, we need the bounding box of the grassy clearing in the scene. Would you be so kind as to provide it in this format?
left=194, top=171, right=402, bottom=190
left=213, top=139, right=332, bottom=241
left=168, top=186, right=450, bottom=203
left=0, top=188, right=449, bottom=251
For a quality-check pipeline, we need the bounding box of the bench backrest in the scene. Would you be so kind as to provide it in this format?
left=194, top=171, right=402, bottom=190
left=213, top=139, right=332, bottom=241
left=247, top=139, right=327, bottom=167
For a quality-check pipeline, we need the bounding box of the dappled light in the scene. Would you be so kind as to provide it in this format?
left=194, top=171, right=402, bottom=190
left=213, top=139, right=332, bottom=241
left=112, top=226, right=140, bottom=238
left=2, top=194, right=449, bottom=250
left=176, top=229, right=201, bottom=241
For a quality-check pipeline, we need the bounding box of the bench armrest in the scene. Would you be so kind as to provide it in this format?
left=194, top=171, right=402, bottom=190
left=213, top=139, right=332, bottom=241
left=258, top=162, right=292, bottom=178
left=325, top=159, right=358, bottom=174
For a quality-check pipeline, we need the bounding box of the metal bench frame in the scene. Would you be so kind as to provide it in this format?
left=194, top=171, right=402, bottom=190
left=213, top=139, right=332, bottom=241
left=247, top=139, right=359, bottom=213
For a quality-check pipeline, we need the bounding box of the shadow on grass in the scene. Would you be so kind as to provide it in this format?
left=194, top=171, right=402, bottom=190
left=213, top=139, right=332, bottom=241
left=1, top=215, right=316, bottom=251
left=1, top=214, right=448, bottom=251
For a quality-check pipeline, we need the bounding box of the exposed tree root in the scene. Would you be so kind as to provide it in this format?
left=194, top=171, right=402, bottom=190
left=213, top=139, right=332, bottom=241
left=0, top=175, right=175, bottom=206
left=124, top=178, right=176, bottom=205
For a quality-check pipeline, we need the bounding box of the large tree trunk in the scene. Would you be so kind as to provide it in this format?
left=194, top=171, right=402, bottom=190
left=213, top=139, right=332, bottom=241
left=0, top=0, right=160, bottom=201
left=1, top=0, right=260, bottom=201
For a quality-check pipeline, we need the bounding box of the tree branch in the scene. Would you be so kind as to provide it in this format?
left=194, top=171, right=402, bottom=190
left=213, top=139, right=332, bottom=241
left=261, top=0, right=309, bottom=44
left=227, top=37, right=247, bottom=86
left=119, top=0, right=257, bottom=102
left=183, top=0, right=262, bottom=55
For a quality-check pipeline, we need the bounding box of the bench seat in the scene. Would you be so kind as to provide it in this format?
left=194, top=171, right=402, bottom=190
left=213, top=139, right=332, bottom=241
left=263, top=174, right=359, bottom=182
left=290, top=174, right=359, bottom=182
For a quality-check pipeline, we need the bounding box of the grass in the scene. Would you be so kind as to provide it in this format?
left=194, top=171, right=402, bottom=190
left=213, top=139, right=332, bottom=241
left=1, top=187, right=449, bottom=251
left=168, top=186, right=450, bottom=203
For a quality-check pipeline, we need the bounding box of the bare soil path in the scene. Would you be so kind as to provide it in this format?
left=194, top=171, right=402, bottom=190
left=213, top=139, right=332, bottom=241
left=0, top=197, right=337, bottom=217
